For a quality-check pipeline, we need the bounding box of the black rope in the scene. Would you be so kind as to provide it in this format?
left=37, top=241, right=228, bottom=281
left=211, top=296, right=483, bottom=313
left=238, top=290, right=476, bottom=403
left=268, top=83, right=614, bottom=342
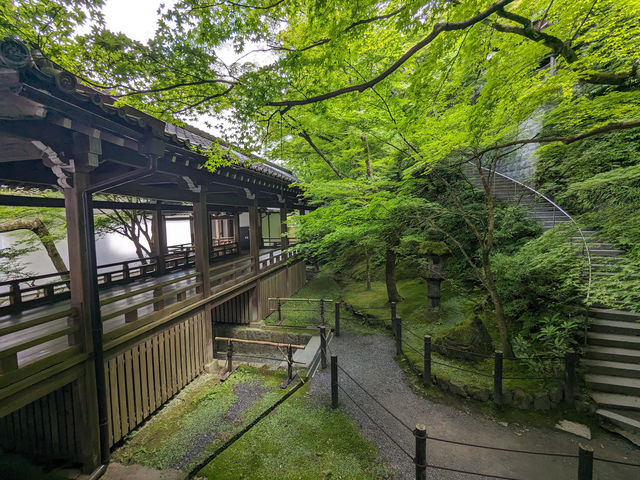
left=594, top=457, right=640, bottom=468
left=401, top=341, right=424, bottom=357
left=431, top=359, right=494, bottom=378
left=426, top=463, right=520, bottom=479
left=337, top=384, right=414, bottom=460
left=403, top=327, right=424, bottom=342
left=336, top=364, right=414, bottom=433
left=428, top=436, right=578, bottom=458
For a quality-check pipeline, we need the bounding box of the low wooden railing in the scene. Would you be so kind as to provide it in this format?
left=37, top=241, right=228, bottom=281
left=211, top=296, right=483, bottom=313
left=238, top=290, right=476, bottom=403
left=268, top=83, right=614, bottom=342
left=0, top=307, right=82, bottom=387
left=0, top=242, right=243, bottom=314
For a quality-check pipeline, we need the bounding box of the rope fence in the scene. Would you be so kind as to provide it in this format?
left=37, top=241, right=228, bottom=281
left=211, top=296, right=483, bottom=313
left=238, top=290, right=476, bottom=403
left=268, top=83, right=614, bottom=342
left=326, top=353, right=640, bottom=480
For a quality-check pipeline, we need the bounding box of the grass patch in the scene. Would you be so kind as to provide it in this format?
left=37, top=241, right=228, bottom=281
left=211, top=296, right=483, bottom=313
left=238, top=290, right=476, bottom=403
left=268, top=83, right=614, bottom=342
left=197, top=383, right=398, bottom=480
left=113, top=365, right=291, bottom=472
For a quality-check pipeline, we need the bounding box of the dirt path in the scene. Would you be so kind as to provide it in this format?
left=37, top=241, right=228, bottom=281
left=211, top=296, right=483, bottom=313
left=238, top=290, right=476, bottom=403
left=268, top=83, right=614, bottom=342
left=309, top=333, right=640, bottom=480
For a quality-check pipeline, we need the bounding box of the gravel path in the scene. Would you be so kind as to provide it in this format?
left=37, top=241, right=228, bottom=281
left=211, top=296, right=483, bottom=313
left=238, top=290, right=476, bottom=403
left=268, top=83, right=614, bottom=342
left=309, top=333, right=640, bottom=480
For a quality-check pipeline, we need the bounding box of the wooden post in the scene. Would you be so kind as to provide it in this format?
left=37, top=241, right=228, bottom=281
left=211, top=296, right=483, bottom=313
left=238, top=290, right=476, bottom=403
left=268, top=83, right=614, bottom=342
left=493, top=350, right=503, bottom=406
left=320, top=298, right=326, bottom=326
left=151, top=201, right=167, bottom=274
left=64, top=165, right=101, bottom=470
left=226, top=339, right=233, bottom=373
left=248, top=202, right=262, bottom=322
left=564, top=351, right=576, bottom=403
left=423, top=335, right=431, bottom=386
left=414, top=424, right=427, bottom=480
left=394, top=316, right=402, bottom=356
left=331, top=355, right=338, bottom=409
left=287, top=344, right=293, bottom=382
left=390, top=301, right=397, bottom=324
left=280, top=204, right=289, bottom=249
left=193, top=187, right=211, bottom=297
left=233, top=211, right=240, bottom=253
left=320, top=326, right=327, bottom=369
left=578, top=444, right=593, bottom=480
left=277, top=299, right=282, bottom=324
left=335, top=301, right=341, bottom=336
left=9, top=280, right=21, bottom=306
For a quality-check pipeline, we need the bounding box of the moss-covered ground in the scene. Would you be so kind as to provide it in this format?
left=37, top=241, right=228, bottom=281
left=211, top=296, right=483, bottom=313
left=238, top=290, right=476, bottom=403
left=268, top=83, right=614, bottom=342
left=197, top=382, right=398, bottom=480
left=338, top=274, right=563, bottom=394
left=112, top=365, right=292, bottom=472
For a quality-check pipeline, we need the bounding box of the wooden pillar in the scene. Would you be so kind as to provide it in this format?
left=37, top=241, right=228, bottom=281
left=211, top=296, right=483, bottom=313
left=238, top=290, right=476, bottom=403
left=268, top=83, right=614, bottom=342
left=233, top=212, right=240, bottom=246
left=248, top=201, right=262, bottom=322
left=193, top=187, right=211, bottom=297
left=151, top=201, right=167, bottom=274
left=280, top=205, right=289, bottom=249
left=64, top=163, right=100, bottom=470
left=248, top=201, right=260, bottom=273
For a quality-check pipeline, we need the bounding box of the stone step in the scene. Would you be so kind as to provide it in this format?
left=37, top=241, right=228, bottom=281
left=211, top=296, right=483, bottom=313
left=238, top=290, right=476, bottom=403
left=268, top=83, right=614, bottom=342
left=589, top=308, right=640, bottom=322
left=592, top=392, right=640, bottom=410
left=587, top=332, right=640, bottom=350
left=588, top=249, right=627, bottom=257
left=583, top=345, right=640, bottom=363
left=583, top=359, right=640, bottom=379
left=590, top=263, right=625, bottom=270
left=586, top=374, right=640, bottom=396
left=596, top=409, right=640, bottom=435
left=590, top=318, right=640, bottom=335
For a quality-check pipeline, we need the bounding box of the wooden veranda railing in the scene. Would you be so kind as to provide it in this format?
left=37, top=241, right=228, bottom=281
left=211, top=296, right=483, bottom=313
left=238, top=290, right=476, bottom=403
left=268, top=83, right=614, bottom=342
left=0, top=241, right=240, bottom=313
left=0, top=245, right=294, bottom=387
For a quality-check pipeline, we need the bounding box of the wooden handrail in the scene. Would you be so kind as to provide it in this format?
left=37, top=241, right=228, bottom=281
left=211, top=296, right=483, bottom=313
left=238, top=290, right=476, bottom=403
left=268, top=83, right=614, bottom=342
left=0, top=308, right=76, bottom=336
left=214, top=337, right=306, bottom=350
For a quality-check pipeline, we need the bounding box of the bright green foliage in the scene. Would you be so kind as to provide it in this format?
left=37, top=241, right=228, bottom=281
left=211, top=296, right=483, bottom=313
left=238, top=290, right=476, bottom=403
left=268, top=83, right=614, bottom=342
left=492, top=226, right=586, bottom=320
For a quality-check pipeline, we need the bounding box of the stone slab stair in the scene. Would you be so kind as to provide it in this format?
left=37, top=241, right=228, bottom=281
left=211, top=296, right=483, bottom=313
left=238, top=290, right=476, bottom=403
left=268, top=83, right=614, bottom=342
left=584, top=307, right=640, bottom=441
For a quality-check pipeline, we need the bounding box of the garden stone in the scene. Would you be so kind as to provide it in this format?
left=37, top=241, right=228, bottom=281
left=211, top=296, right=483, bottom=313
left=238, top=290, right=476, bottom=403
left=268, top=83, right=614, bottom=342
left=514, top=389, right=532, bottom=409
left=449, top=380, right=467, bottom=397
left=468, top=386, right=490, bottom=402
left=534, top=392, right=551, bottom=411
left=502, top=389, right=513, bottom=406
left=549, top=386, right=563, bottom=404
left=438, top=378, right=450, bottom=392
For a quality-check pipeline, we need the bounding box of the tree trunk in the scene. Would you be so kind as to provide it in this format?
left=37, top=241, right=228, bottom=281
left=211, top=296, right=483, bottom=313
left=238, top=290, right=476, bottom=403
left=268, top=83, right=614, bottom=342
left=0, top=218, right=68, bottom=274
left=483, top=252, right=514, bottom=358
left=365, top=253, right=371, bottom=290
left=385, top=245, right=401, bottom=304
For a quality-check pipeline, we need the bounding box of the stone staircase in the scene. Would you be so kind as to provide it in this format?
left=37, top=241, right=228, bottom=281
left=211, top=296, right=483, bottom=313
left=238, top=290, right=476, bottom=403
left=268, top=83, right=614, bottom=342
left=583, top=307, right=640, bottom=443
left=469, top=166, right=640, bottom=442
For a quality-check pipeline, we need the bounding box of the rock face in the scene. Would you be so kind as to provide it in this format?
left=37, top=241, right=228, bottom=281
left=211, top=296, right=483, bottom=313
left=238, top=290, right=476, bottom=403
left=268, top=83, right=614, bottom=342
left=449, top=380, right=468, bottom=397
left=432, top=315, right=493, bottom=362
left=468, top=386, right=490, bottom=402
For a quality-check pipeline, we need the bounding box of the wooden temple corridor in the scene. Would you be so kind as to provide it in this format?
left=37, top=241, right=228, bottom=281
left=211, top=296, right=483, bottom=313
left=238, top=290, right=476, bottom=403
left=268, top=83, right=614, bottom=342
left=0, top=38, right=308, bottom=472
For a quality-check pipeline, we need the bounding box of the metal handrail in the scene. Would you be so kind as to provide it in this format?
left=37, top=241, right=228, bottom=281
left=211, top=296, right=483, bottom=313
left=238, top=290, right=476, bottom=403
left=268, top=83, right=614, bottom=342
left=475, top=165, right=593, bottom=302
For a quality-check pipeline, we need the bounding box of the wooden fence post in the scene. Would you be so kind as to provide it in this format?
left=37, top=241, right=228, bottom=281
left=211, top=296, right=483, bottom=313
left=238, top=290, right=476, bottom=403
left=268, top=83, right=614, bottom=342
left=277, top=299, right=282, bottom=324
left=331, top=355, right=338, bottom=409
left=320, top=298, right=326, bottom=326
left=287, top=344, right=293, bottom=382
left=414, top=424, right=427, bottom=480
left=394, top=316, right=402, bottom=356
left=335, top=301, right=341, bottom=336
left=564, top=351, right=576, bottom=402
left=320, top=326, right=327, bottom=369
left=493, top=350, right=503, bottom=406
left=578, top=444, right=593, bottom=480
left=226, top=340, right=233, bottom=373
left=423, top=335, right=431, bottom=386
left=390, top=301, right=397, bottom=324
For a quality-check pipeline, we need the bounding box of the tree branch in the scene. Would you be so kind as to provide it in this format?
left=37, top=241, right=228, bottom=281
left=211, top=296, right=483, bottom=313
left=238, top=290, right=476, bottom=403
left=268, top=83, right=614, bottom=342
left=268, top=0, right=516, bottom=109
left=477, top=119, right=640, bottom=157
left=297, top=128, right=346, bottom=179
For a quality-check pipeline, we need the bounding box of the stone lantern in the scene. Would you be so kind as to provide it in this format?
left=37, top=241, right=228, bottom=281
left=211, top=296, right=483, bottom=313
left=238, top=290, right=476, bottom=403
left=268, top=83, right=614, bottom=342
left=420, top=232, right=449, bottom=308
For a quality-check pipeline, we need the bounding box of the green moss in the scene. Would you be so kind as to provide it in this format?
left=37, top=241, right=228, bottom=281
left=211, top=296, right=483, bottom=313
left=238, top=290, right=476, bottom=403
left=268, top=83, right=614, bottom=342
left=113, top=366, right=290, bottom=472
left=198, top=383, right=398, bottom=480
